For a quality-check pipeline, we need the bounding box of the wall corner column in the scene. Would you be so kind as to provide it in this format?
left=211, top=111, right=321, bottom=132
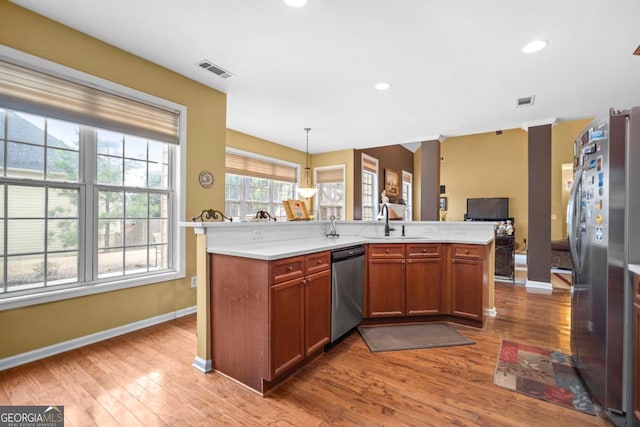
left=192, top=229, right=212, bottom=373
left=420, top=140, right=441, bottom=221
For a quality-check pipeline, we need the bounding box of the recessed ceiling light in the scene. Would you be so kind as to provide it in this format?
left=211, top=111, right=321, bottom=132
left=283, top=0, right=307, bottom=7
left=375, top=82, right=390, bottom=91
left=522, top=40, right=548, bottom=53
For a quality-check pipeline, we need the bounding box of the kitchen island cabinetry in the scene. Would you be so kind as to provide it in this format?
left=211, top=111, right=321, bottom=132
left=365, top=242, right=488, bottom=327
left=211, top=251, right=330, bottom=394
left=633, top=272, right=640, bottom=423
left=450, top=244, right=485, bottom=321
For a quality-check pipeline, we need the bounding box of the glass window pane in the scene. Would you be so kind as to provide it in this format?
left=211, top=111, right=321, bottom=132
left=149, top=194, right=168, bottom=218
left=0, top=109, right=5, bottom=139
left=148, top=141, right=167, bottom=164
left=124, top=136, right=147, bottom=160
left=0, top=219, right=3, bottom=255
left=8, top=219, right=44, bottom=254
left=48, top=219, right=78, bottom=251
left=97, top=155, right=123, bottom=186
left=46, top=251, right=78, bottom=285
left=8, top=186, right=45, bottom=218
left=98, top=219, right=123, bottom=248
left=46, top=119, right=79, bottom=150
left=124, top=159, right=147, bottom=187
left=149, top=219, right=168, bottom=244
left=125, top=246, right=148, bottom=273
left=98, top=248, right=123, bottom=278
left=0, top=186, right=4, bottom=218
left=7, top=142, right=44, bottom=179
left=0, top=141, right=4, bottom=176
left=125, top=192, right=148, bottom=218
left=98, top=191, right=124, bottom=218
left=124, top=219, right=147, bottom=247
left=149, top=245, right=168, bottom=270
left=8, top=254, right=44, bottom=290
left=7, top=111, right=44, bottom=145
left=97, top=130, right=123, bottom=156
left=48, top=188, right=79, bottom=218
left=47, top=148, right=79, bottom=182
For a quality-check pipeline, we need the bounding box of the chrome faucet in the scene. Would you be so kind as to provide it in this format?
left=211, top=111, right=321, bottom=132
left=326, top=211, right=339, bottom=238
left=381, top=204, right=395, bottom=236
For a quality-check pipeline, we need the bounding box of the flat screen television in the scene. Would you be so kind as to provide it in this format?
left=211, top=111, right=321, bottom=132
left=466, top=197, right=509, bottom=220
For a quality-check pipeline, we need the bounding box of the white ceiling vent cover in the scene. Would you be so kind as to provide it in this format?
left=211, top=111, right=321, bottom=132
left=198, top=60, right=235, bottom=79
left=516, top=95, right=535, bottom=108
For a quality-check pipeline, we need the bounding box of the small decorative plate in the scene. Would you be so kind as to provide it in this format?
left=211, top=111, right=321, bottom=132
left=198, top=170, right=214, bottom=188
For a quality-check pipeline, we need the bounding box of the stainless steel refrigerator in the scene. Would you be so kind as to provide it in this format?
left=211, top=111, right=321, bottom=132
left=568, top=107, right=640, bottom=426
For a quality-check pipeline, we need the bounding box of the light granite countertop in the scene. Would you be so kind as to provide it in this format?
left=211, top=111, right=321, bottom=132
left=629, top=264, right=640, bottom=275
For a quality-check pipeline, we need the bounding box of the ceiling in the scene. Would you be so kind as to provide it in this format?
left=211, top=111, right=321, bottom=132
left=10, top=0, right=640, bottom=154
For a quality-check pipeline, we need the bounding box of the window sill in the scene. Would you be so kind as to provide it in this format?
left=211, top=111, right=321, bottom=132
left=0, top=271, right=186, bottom=311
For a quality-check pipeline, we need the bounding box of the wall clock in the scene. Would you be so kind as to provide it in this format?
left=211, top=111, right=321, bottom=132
left=198, top=170, right=214, bottom=188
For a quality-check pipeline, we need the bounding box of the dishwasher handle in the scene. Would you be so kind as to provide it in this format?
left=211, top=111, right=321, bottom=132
left=331, top=246, right=365, bottom=262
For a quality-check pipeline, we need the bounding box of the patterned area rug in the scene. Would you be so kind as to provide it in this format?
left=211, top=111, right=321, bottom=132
left=494, top=340, right=595, bottom=415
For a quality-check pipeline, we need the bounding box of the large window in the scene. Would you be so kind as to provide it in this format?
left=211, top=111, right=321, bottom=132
left=402, top=170, right=413, bottom=221
left=225, top=149, right=297, bottom=221
left=315, top=165, right=345, bottom=220
left=361, top=154, right=378, bottom=221
left=0, top=54, right=183, bottom=307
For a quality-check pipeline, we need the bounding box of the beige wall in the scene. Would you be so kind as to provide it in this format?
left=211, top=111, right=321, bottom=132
left=439, top=120, right=591, bottom=249
left=0, top=1, right=226, bottom=358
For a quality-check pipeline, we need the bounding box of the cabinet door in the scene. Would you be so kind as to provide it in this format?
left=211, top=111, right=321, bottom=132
left=304, top=270, right=331, bottom=356
left=270, top=278, right=305, bottom=379
left=367, top=259, right=405, bottom=317
left=450, top=258, right=483, bottom=320
left=406, top=258, right=444, bottom=315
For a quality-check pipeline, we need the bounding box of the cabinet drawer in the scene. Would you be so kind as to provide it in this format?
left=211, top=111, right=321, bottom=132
left=451, top=244, right=483, bottom=260
left=635, top=274, right=640, bottom=301
left=271, top=256, right=304, bottom=284
left=406, top=243, right=442, bottom=258
left=305, top=251, right=330, bottom=275
left=368, top=244, right=405, bottom=259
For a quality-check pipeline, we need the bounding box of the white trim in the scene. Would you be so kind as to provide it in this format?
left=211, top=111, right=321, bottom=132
left=192, top=356, right=212, bottom=373
left=526, top=279, right=553, bottom=294
left=484, top=307, right=497, bottom=317
left=0, top=305, right=196, bottom=371
left=521, top=117, right=557, bottom=131
left=225, top=146, right=300, bottom=173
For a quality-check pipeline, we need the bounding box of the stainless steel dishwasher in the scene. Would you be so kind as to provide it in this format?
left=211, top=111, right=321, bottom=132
left=330, top=245, right=365, bottom=343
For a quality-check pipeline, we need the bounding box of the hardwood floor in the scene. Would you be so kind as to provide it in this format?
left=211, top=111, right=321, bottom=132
left=1, top=283, right=613, bottom=426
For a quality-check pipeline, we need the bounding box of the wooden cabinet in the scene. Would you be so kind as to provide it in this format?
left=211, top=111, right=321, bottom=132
left=367, top=243, right=405, bottom=317
left=367, top=243, right=446, bottom=318
left=270, top=252, right=331, bottom=379
left=633, top=273, right=640, bottom=423
left=406, top=244, right=445, bottom=315
left=366, top=242, right=487, bottom=325
left=211, top=250, right=330, bottom=394
left=450, top=244, right=484, bottom=321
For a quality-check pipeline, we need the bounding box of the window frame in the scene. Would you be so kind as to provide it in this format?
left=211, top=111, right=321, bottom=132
left=361, top=153, right=378, bottom=221
left=314, top=164, right=346, bottom=220
left=402, top=170, right=413, bottom=222
left=0, top=46, right=186, bottom=311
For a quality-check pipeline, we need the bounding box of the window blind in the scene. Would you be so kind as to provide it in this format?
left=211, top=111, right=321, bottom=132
left=226, top=152, right=297, bottom=183
left=316, top=167, right=344, bottom=183
left=0, top=59, right=179, bottom=144
left=362, top=154, right=378, bottom=173
left=402, top=170, right=412, bottom=184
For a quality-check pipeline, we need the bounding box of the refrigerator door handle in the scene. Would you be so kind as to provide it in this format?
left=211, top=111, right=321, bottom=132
left=567, top=170, right=582, bottom=272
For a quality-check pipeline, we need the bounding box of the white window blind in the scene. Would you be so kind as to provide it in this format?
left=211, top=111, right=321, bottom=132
left=316, top=167, right=344, bottom=184
left=225, top=152, right=297, bottom=183
left=402, top=170, right=412, bottom=184
left=0, top=59, right=179, bottom=144
left=362, top=154, right=378, bottom=173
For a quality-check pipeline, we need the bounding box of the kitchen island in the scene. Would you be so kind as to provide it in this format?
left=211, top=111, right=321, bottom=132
left=182, top=220, right=495, bottom=394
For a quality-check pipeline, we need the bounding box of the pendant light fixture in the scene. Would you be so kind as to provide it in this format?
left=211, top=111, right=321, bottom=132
left=297, top=127, right=318, bottom=199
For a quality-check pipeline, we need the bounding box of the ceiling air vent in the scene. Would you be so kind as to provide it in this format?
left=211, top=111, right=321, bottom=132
left=633, top=45, right=640, bottom=56
left=516, top=95, right=535, bottom=108
left=197, top=60, right=234, bottom=79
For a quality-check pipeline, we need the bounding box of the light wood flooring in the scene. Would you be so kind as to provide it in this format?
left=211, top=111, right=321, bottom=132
left=0, top=283, right=613, bottom=426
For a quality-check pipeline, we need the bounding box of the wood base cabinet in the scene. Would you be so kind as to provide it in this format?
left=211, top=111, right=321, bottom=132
left=211, top=251, right=330, bottom=394
left=366, top=242, right=488, bottom=326
left=366, top=243, right=446, bottom=318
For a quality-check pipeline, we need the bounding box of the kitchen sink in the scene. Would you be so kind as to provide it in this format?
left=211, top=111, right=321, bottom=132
left=364, top=236, right=431, bottom=240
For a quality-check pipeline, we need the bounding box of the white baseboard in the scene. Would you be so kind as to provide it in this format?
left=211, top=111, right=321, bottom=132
left=525, top=280, right=553, bottom=294
left=0, top=305, right=196, bottom=371
left=192, top=356, right=212, bottom=373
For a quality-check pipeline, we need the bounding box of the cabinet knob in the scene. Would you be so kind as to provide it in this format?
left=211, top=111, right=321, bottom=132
left=287, top=266, right=293, bottom=271
left=317, top=260, right=322, bottom=265
left=422, top=248, right=426, bottom=253
left=385, top=249, right=390, bottom=253
left=464, top=250, right=469, bottom=254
